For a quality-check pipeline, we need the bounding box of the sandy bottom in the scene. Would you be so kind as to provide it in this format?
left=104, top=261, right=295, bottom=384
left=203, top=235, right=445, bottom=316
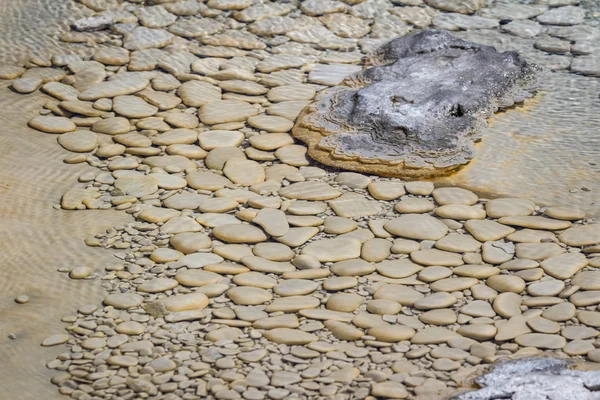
left=0, top=0, right=128, bottom=394
left=0, top=81, right=131, bottom=399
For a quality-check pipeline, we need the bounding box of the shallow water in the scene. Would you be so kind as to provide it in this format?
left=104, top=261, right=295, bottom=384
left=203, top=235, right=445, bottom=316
left=0, top=1, right=129, bottom=399
left=0, top=0, right=598, bottom=398
left=437, top=28, right=600, bottom=216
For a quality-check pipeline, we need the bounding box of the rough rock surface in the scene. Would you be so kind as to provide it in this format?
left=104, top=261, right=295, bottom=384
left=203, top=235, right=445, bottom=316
left=293, top=30, right=541, bottom=178
left=453, top=357, right=600, bottom=399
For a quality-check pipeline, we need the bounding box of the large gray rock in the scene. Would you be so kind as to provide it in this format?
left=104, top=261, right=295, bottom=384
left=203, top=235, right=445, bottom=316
left=293, top=30, right=541, bottom=178
left=453, top=358, right=600, bottom=400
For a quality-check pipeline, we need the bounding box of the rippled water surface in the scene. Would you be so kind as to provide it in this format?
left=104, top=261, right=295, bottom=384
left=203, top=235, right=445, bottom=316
left=0, top=0, right=598, bottom=398
left=0, top=1, right=129, bottom=399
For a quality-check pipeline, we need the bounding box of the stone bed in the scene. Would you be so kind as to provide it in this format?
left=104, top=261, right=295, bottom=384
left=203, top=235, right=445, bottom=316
left=2, top=0, right=600, bottom=399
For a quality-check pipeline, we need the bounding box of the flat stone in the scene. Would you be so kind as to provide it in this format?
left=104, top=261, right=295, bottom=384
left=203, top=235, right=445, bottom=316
left=368, top=181, right=406, bottom=200
left=104, top=293, right=143, bottom=309
left=394, top=198, right=435, bottom=214
left=486, top=275, right=526, bottom=293
left=542, top=302, right=576, bottom=322
left=79, top=75, right=150, bottom=100
left=41, top=334, right=69, bottom=347
left=453, top=265, right=499, bottom=279
left=527, top=316, right=561, bottom=334
left=107, top=356, right=138, bottom=367
left=369, top=325, right=416, bottom=342
left=464, top=220, right=515, bottom=242
left=248, top=115, right=294, bottom=133
left=325, top=321, right=364, bottom=341
left=493, top=292, right=522, bottom=318
left=199, top=100, right=259, bottom=125
left=58, top=130, right=97, bottom=152
left=572, top=272, right=600, bottom=290
left=175, top=270, right=222, bottom=286
left=371, top=382, right=409, bottom=399
left=435, top=234, right=481, bottom=253
left=242, top=256, right=295, bottom=274
left=411, top=327, right=461, bottom=344
left=420, top=309, right=458, bottom=325
left=507, top=229, right=556, bottom=243
left=537, top=5, right=585, bottom=25
left=460, top=300, right=496, bottom=318
left=435, top=204, right=486, bottom=220
left=375, top=259, right=422, bottom=279
left=330, top=193, right=381, bottom=218
left=544, top=206, right=585, bottom=221
left=457, top=324, right=497, bottom=341
left=419, top=266, right=453, bottom=282
left=274, top=279, right=318, bottom=296
left=280, top=181, right=341, bottom=201
left=527, top=280, right=565, bottom=297
left=223, top=159, right=265, bottom=186
left=540, top=253, right=588, bottom=279
left=206, top=327, right=243, bottom=342
left=114, top=175, right=158, bottom=197
left=558, top=224, right=600, bottom=246
left=249, top=133, right=294, bottom=151
left=515, top=243, right=563, bottom=260
left=138, top=278, right=178, bottom=293
left=92, top=117, right=131, bottom=135
left=414, top=292, right=457, bottom=309
left=327, top=293, right=364, bottom=312
left=485, top=198, right=536, bottom=218
left=410, top=249, right=464, bottom=266
left=432, top=187, right=478, bottom=205
left=275, top=227, right=319, bottom=247
left=178, top=81, right=221, bottom=107
left=301, top=309, right=354, bottom=323
left=160, top=293, right=209, bottom=312
left=561, top=326, right=599, bottom=340
left=367, top=299, right=403, bottom=315
left=515, top=333, right=566, bottom=349
left=330, top=259, right=376, bottom=276
left=498, top=216, right=571, bottom=230
left=302, top=238, right=361, bottom=262
left=384, top=214, right=448, bottom=240
left=374, top=284, right=424, bottom=306
left=124, top=27, right=173, bottom=50
left=264, top=328, right=317, bottom=345
left=570, top=291, right=600, bottom=307
left=577, top=311, right=600, bottom=328
left=227, top=287, right=273, bottom=305
left=308, top=63, right=362, bottom=86
left=29, top=116, right=76, bottom=133
left=264, top=296, right=320, bottom=312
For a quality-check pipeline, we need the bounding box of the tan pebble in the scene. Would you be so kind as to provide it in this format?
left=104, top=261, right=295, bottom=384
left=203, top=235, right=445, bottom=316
left=69, top=266, right=92, bottom=279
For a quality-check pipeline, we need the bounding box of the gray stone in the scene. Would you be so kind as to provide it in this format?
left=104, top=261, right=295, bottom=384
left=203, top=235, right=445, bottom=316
left=452, top=358, right=600, bottom=400
left=293, top=30, right=540, bottom=179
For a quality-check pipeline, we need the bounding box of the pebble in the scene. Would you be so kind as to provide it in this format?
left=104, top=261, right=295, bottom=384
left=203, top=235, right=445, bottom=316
left=41, top=334, right=69, bottom=347
left=384, top=214, right=448, bottom=240
left=29, top=116, right=76, bottom=133
left=69, top=266, right=92, bottom=279
left=227, top=287, right=273, bottom=305
left=302, top=238, right=361, bottom=262
left=263, top=328, right=317, bottom=345
left=515, top=333, right=566, bottom=349
left=213, top=224, right=268, bottom=243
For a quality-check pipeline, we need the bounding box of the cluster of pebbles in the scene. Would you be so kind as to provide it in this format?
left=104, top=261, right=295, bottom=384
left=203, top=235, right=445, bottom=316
left=2, top=0, right=600, bottom=399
